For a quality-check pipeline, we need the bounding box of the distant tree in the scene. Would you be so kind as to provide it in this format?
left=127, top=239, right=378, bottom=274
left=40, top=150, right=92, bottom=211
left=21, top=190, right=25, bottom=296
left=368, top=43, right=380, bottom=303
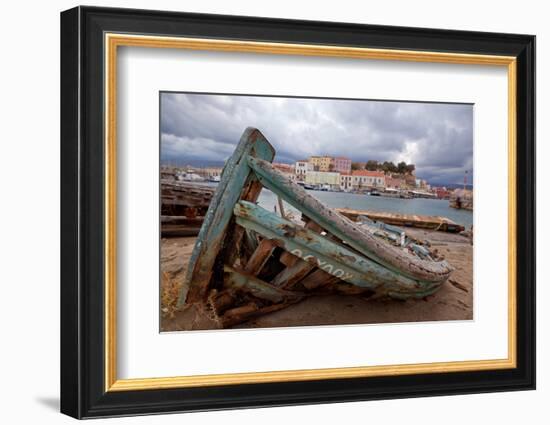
left=397, top=161, right=408, bottom=174
left=351, top=162, right=362, bottom=171
left=328, top=163, right=335, bottom=171
left=405, top=164, right=416, bottom=174
left=382, top=161, right=397, bottom=173
left=365, top=160, right=379, bottom=171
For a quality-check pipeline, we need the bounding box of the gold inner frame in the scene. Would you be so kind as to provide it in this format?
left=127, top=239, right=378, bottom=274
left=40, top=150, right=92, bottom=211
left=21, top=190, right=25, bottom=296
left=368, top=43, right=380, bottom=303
left=104, top=33, right=517, bottom=392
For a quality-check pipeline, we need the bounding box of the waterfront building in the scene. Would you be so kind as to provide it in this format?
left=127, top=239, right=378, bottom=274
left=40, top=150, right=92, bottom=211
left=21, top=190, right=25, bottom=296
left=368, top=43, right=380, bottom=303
left=196, top=166, right=223, bottom=180
left=273, top=162, right=295, bottom=173
left=339, top=173, right=354, bottom=192
left=305, top=170, right=340, bottom=189
left=273, top=162, right=296, bottom=181
left=281, top=171, right=297, bottom=182
left=385, top=175, right=406, bottom=189
left=309, top=155, right=333, bottom=172
left=434, top=187, right=451, bottom=199
left=294, top=160, right=313, bottom=181
left=351, top=170, right=386, bottom=189
left=405, top=174, right=417, bottom=187
left=332, top=157, right=352, bottom=174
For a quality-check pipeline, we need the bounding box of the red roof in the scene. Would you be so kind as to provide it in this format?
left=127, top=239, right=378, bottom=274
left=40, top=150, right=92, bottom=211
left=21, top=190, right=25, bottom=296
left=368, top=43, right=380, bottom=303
left=351, top=170, right=385, bottom=177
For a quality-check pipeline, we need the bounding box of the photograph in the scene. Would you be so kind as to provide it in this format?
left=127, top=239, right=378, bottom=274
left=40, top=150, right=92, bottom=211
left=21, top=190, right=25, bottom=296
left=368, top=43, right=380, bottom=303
left=159, top=92, right=475, bottom=331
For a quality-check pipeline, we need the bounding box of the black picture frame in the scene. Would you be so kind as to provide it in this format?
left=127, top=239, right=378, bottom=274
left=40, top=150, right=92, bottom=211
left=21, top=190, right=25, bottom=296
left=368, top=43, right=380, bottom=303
left=61, top=5, right=535, bottom=419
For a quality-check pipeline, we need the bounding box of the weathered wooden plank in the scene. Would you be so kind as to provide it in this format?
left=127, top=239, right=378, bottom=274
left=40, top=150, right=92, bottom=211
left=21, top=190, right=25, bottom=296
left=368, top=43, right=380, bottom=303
left=239, top=228, right=260, bottom=265
left=234, top=200, right=432, bottom=292
left=336, top=208, right=464, bottom=233
left=223, top=265, right=303, bottom=303
left=272, top=259, right=315, bottom=288
left=161, top=225, right=203, bottom=237
left=221, top=178, right=264, bottom=268
left=179, top=128, right=275, bottom=305
left=244, top=238, right=278, bottom=275
left=271, top=219, right=324, bottom=287
left=247, top=156, right=452, bottom=283
left=279, top=251, right=298, bottom=267
left=161, top=215, right=204, bottom=224
left=208, top=290, right=235, bottom=313
left=220, top=299, right=303, bottom=328
left=299, top=269, right=338, bottom=290
left=161, top=198, right=212, bottom=208
left=331, top=281, right=375, bottom=295
left=221, top=303, right=259, bottom=323
left=277, top=196, right=286, bottom=219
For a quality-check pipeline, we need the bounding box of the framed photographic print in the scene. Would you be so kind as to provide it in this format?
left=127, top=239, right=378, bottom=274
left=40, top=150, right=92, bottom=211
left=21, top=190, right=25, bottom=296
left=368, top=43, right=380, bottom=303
left=60, top=6, right=535, bottom=419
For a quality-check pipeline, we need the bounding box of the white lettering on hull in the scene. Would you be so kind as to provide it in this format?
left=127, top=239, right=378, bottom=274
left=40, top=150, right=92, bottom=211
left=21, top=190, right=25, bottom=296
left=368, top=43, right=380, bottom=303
left=290, top=249, right=354, bottom=281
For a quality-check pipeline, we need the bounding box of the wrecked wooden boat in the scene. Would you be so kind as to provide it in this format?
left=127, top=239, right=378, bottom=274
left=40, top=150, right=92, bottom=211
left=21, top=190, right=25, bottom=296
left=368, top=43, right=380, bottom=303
left=178, top=128, right=453, bottom=328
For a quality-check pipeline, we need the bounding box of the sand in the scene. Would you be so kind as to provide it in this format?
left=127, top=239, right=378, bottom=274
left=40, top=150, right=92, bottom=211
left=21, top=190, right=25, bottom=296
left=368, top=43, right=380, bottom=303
left=160, top=228, right=473, bottom=331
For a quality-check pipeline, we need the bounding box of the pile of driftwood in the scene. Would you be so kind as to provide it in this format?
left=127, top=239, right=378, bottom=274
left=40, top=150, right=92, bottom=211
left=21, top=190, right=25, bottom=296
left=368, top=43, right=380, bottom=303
left=161, top=180, right=215, bottom=237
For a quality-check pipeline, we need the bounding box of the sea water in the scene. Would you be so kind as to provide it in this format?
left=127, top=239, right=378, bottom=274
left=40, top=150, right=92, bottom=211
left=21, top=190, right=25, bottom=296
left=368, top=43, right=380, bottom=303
left=257, top=189, right=473, bottom=228
left=194, top=183, right=473, bottom=228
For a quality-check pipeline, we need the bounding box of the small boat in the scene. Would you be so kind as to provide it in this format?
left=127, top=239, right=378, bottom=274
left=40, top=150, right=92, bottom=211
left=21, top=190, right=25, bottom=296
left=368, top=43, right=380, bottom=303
left=177, top=171, right=205, bottom=182
left=179, top=128, right=453, bottom=328
left=336, top=208, right=465, bottom=233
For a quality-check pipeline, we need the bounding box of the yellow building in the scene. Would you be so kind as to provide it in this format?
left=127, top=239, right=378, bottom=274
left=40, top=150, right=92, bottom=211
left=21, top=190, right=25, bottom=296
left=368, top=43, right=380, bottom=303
left=309, top=155, right=333, bottom=172
left=305, top=171, right=340, bottom=187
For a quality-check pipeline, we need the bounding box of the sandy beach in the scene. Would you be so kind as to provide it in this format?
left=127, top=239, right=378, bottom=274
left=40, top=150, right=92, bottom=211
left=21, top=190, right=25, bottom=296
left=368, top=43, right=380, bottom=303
left=160, top=227, right=473, bottom=332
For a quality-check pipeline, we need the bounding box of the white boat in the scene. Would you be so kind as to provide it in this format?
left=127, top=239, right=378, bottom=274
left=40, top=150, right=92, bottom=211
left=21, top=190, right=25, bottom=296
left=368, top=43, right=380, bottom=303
left=177, top=171, right=205, bottom=182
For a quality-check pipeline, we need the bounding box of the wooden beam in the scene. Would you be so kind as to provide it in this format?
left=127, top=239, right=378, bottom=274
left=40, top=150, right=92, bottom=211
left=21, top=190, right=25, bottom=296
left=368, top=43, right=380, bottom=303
left=223, top=265, right=304, bottom=303
left=299, top=269, right=338, bottom=290
left=272, top=259, right=315, bottom=288
left=179, top=128, right=275, bottom=305
left=271, top=219, right=324, bottom=287
left=244, top=238, right=278, bottom=275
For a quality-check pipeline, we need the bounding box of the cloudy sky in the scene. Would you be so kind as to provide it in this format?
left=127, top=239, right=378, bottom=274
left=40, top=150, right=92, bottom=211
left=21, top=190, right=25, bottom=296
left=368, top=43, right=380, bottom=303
left=160, top=92, right=473, bottom=186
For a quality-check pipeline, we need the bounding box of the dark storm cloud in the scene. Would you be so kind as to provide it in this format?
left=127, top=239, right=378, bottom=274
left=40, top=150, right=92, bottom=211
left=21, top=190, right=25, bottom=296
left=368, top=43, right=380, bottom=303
left=160, top=93, right=473, bottom=185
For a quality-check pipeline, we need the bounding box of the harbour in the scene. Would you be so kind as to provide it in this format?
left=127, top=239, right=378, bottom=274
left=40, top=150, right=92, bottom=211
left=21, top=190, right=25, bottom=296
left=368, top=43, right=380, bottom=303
left=159, top=128, right=474, bottom=330
left=257, top=188, right=473, bottom=228
left=160, top=183, right=473, bottom=238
